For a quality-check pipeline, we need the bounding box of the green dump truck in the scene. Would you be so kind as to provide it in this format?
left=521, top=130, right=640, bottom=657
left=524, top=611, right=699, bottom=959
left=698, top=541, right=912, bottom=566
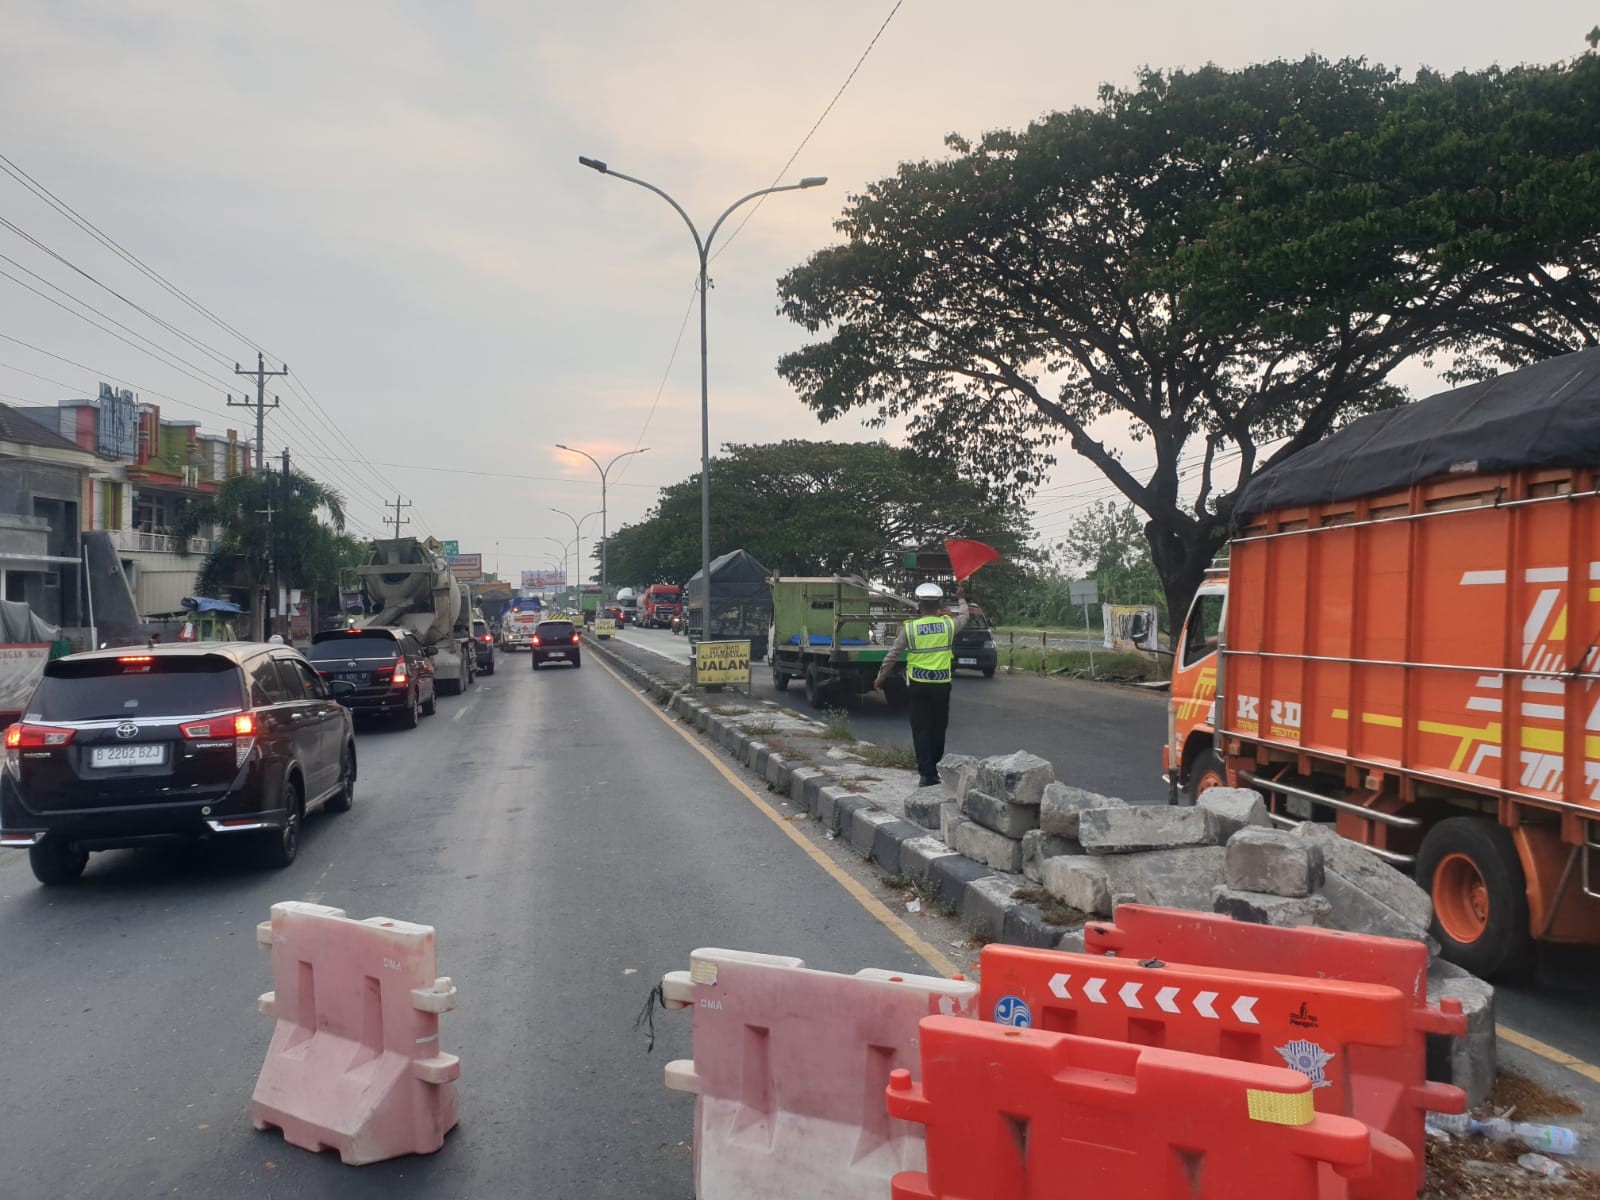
left=767, top=576, right=915, bottom=709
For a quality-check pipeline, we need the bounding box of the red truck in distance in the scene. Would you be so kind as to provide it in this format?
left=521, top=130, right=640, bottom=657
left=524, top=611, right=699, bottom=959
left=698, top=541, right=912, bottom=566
left=641, top=584, right=682, bottom=629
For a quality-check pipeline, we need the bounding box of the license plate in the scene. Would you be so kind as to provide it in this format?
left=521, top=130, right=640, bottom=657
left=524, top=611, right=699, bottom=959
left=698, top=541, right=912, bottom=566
left=334, top=673, right=365, bottom=684
left=957, top=658, right=978, bottom=666
left=90, top=744, right=166, bottom=768
left=546, top=650, right=566, bottom=658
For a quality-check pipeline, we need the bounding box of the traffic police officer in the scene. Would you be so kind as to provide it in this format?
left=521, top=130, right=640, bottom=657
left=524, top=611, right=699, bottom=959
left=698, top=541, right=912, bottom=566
left=874, top=583, right=971, bottom=786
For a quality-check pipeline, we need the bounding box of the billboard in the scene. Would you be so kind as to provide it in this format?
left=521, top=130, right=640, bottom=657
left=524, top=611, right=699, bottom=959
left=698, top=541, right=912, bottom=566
left=521, top=569, right=565, bottom=589
left=1103, top=603, right=1160, bottom=653
left=446, top=552, right=483, bottom=581
left=96, top=382, right=139, bottom=458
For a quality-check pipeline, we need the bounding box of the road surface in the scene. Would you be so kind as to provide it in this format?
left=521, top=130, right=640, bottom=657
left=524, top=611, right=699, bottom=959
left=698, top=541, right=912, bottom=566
left=0, top=649, right=943, bottom=1199
left=614, top=623, right=1170, bottom=803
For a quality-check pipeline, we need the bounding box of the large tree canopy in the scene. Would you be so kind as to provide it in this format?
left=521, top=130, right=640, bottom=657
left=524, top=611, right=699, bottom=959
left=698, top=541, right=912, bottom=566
left=777, top=52, right=1600, bottom=624
left=602, top=439, right=1030, bottom=586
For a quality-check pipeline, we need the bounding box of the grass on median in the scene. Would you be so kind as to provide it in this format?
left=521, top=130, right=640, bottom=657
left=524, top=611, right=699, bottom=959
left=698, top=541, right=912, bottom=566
left=996, top=645, right=1163, bottom=682
left=855, top=744, right=919, bottom=770
left=821, top=708, right=857, bottom=742
left=1012, top=884, right=1090, bottom=928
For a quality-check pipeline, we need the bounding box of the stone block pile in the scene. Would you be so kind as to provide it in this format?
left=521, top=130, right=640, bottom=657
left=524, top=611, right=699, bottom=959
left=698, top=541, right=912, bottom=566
left=913, top=751, right=1056, bottom=873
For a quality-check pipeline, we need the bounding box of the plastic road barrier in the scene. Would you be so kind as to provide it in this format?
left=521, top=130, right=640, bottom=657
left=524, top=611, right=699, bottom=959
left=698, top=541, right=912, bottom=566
left=1084, top=905, right=1466, bottom=1185
left=888, top=1015, right=1414, bottom=1199
left=662, top=947, right=978, bottom=1200
left=251, top=901, right=460, bottom=1166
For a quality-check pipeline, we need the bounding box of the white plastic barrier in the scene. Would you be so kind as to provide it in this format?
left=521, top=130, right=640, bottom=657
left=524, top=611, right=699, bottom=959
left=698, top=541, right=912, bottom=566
left=662, top=947, right=977, bottom=1200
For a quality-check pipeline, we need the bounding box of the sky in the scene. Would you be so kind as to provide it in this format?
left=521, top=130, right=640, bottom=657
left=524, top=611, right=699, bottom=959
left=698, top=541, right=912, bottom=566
left=1, top=1, right=1593, bottom=584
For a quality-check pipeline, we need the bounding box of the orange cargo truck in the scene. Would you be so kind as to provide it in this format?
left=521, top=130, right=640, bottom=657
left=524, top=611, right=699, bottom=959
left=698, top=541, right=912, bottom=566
left=1167, top=348, right=1600, bottom=975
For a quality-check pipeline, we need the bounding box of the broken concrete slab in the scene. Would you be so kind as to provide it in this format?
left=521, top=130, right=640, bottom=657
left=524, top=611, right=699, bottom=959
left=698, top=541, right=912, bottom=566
left=1079, top=806, right=1215, bottom=854
left=1296, top=823, right=1433, bottom=942
left=901, top=835, right=958, bottom=889
left=938, top=753, right=978, bottom=788
left=962, top=875, right=1019, bottom=942
left=1125, top=846, right=1227, bottom=912
left=938, top=801, right=963, bottom=846
left=1213, top=887, right=1332, bottom=928
left=1038, top=783, right=1127, bottom=838
left=1041, top=855, right=1129, bottom=918
left=975, top=750, right=1055, bottom=807
left=1427, top=959, right=1497, bottom=1107
left=950, top=817, right=1025, bottom=873
left=904, top=789, right=946, bottom=830
left=1021, top=830, right=1082, bottom=884
left=1198, top=788, right=1271, bottom=843
left=1225, top=827, right=1325, bottom=898
left=962, top=788, right=1040, bottom=839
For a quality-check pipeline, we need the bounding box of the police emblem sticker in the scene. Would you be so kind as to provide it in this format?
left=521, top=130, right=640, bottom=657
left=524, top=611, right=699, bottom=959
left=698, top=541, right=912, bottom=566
left=1275, top=1039, right=1336, bottom=1088
left=993, top=995, right=1032, bottom=1028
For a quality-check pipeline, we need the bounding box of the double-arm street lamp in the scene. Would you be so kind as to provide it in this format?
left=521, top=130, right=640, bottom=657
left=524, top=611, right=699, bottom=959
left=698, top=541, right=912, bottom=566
left=577, top=156, right=826, bottom=635
left=555, top=444, right=649, bottom=597
left=551, top=508, right=602, bottom=596
left=542, top=536, right=572, bottom=600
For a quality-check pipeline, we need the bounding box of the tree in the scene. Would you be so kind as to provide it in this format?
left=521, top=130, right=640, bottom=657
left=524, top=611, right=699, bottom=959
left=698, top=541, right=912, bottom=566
left=1058, top=501, right=1165, bottom=619
left=777, top=54, right=1600, bottom=625
left=173, top=470, right=348, bottom=623
left=603, top=439, right=1031, bottom=586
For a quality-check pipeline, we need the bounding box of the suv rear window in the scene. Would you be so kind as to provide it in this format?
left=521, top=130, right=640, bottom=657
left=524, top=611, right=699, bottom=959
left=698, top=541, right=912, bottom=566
left=537, top=621, right=574, bottom=639
left=306, top=632, right=400, bottom=659
left=28, top=656, right=243, bottom=720
left=472, top=620, right=489, bottom=636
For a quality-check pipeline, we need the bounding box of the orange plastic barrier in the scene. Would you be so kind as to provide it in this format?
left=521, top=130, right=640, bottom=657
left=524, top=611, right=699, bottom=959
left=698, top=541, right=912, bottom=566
left=1083, top=905, right=1465, bottom=1184
left=888, top=1015, right=1414, bottom=1199
left=661, top=947, right=978, bottom=1200
left=251, top=901, right=460, bottom=1165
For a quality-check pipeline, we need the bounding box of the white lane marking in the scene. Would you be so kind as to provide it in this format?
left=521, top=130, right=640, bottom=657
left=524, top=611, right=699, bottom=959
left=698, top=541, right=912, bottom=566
left=1048, top=973, right=1072, bottom=1000
left=1194, top=991, right=1219, bottom=1019
left=1156, top=986, right=1181, bottom=1014
left=1232, top=995, right=1260, bottom=1025
left=1083, top=977, right=1107, bottom=1005
left=1119, top=981, right=1143, bottom=1009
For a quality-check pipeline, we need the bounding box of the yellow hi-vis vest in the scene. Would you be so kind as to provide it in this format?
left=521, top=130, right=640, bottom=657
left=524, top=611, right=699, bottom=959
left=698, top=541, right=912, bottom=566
left=905, top=614, right=955, bottom=684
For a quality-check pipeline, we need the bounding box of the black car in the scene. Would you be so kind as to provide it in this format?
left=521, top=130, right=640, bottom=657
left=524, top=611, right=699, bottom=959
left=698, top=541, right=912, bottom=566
left=953, top=608, right=999, bottom=677
left=305, top=627, right=437, bottom=727
left=471, top=618, right=495, bottom=675
left=530, top=619, right=581, bottom=669
left=1, top=642, right=358, bottom=884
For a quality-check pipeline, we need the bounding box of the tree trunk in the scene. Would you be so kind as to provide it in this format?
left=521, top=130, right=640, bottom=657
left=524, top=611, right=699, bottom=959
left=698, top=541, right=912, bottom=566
left=1144, top=517, right=1227, bottom=644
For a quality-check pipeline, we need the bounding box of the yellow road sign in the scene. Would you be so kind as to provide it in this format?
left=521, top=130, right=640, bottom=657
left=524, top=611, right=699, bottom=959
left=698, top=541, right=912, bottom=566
left=695, top=639, right=751, bottom=686
left=594, top=618, right=616, bottom=639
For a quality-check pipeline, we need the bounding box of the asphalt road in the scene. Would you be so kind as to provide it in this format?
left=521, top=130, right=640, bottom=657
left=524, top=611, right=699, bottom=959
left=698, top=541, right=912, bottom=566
left=0, top=648, right=941, bottom=1199
left=615, top=624, right=1171, bottom=803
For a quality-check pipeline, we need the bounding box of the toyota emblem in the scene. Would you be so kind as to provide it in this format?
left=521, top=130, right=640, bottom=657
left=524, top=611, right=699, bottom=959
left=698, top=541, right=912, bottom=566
left=115, top=721, right=139, bottom=739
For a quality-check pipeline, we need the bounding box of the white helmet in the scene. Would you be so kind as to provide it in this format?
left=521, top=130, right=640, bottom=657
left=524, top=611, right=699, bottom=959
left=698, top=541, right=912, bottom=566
left=914, top=583, right=945, bottom=600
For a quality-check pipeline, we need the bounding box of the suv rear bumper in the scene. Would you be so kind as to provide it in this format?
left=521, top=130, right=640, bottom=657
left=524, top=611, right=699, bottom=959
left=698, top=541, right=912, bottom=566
left=0, top=770, right=288, bottom=851
left=953, top=644, right=999, bottom=673
left=340, top=687, right=416, bottom=715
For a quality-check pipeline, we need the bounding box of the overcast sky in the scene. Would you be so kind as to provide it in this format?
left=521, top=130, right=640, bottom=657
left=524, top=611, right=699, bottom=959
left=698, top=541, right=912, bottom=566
left=1, top=1, right=1593, bottom=581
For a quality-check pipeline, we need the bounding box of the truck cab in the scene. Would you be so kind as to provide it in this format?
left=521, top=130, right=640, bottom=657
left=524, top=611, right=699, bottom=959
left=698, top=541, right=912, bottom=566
left=1167, top=574, right=1228, bottom=803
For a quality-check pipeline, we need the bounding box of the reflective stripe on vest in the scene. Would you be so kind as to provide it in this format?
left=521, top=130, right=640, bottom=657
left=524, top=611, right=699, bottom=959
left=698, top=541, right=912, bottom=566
left=905, top=615, right=954, bottom=684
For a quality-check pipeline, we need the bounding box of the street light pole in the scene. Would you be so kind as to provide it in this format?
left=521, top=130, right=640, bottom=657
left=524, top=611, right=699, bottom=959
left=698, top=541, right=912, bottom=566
left=551, top=507, right=602, bottom=595
left=555, top=444, right=649, bottom=598
left=578, top=157, right=826, bottom=637
left=542, top=536, right=573, bottom=604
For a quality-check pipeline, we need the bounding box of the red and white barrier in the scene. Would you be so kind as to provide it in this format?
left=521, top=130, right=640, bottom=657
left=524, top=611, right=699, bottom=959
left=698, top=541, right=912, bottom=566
left=251, top=901, right=460, bottom=1165
left=662, top=947, right=977, bottom=1200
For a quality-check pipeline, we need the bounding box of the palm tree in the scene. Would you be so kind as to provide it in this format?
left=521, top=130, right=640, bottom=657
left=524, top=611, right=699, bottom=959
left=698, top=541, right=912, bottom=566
left=173, top=470, right=349, bottom=634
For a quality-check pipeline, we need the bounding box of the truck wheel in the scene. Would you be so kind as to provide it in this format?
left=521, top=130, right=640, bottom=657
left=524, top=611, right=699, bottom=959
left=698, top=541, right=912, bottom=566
left=1418, top=817, right=1533, bottom=978
left=29, top=838, right=88, bottom=886
left=1182, top=749, right=1227, bottom=807
left=803, top=665, right=824, bottom=708
left=773, top=663, right=791, bottom=691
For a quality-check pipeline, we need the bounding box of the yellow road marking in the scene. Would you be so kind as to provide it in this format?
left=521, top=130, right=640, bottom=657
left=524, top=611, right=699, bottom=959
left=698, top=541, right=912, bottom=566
left=590, top=649, right=963, bottom=978
left=1495, top=1024, right=1600, bottom=1085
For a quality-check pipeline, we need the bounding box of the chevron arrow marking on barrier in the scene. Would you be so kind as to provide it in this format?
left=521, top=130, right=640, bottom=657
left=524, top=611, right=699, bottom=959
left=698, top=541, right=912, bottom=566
left=1048, top=973, right=1071, bottom=1000
left=1156, top=986, right=1181, bottom=1014
left=1232, top=995, right=1261, bottom=1025
left=1084, top=977, right=1108, bottom=1005
left=1194, top=990, right=1219, bottom=1019
left=1119, top=981, right=1143, bottom=1009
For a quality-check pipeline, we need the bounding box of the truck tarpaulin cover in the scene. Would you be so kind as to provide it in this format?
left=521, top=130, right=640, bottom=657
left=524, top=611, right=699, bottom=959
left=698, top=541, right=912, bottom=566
left=684, top=549, right=771, bottom=608
left=0, top=599, right=59, bottom=714
left=1235, top=346, right=1600, bottom=523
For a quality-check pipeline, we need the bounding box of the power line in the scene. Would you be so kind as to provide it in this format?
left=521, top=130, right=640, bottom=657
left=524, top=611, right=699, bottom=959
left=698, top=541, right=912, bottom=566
left=291, top=452, right=662, bottom=487
left=612, top=281, right=699, bottom=486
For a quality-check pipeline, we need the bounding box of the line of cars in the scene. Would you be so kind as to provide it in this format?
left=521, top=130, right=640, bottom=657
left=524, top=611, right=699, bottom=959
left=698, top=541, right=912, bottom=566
left=0, top=618, right=502, bottom=888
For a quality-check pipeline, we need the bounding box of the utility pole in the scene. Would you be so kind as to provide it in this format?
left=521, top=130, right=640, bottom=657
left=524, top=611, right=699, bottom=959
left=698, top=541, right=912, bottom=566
left=229, top=352, right=288, bottom=474
left=276, top=448, right=291, bottom=640
left=254, top=493, right=276, bottom=642
left=384, top=495, right=412, bottom=539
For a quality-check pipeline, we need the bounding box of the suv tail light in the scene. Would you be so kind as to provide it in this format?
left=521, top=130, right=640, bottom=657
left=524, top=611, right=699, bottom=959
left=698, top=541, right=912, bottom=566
left=5, top=723, right=75, bottom=749
left=571, top=633, right=580, bottom=644
left=391, top=657, right=409, bottom=686
left=181, top=713, right=255, bottom=739
left=531, top=635, right=541, bottom=647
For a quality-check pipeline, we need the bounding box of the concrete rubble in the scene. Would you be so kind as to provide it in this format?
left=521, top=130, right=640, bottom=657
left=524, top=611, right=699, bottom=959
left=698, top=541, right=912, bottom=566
left=1039, top=783, right=1126, bottom=839
left=1079, top=805, right=1213, bottom=853
left=1225, top=827, right=1325, bottom=897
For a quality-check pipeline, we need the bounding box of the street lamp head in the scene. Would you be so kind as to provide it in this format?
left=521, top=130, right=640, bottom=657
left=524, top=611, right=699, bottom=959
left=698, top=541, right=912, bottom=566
left=555, top=443, right=571, bottom=451
left=578, top=156, right=609, bottom=174
left=798, top=176, right=828, bottom=188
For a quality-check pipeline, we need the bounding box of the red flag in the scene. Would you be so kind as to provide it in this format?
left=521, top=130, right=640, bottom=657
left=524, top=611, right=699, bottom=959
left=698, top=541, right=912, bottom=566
left=945, top=539, right=1002, bottom=582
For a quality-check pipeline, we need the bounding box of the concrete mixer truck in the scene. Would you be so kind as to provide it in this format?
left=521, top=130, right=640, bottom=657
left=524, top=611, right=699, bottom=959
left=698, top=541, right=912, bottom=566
left=349, top=538, right=476, bottom=695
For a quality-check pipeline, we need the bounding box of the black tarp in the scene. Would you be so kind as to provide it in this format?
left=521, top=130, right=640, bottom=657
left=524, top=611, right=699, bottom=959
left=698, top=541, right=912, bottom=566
left=685, top=549, right=772, bottom=656
left=1235, top=347, right=1600, bottom=523
left=684, top=549, right=772, bottom=607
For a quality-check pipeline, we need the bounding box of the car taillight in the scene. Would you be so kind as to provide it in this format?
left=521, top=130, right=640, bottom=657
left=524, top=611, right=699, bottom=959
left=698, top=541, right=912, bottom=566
left=571, top=633, right=580, bottom=644
left=5, top=723, right=75, bottom=749
left=532, top=635, right=541, bottom=646
left=391, top=657, right=409, bottom=686
left=181, top=712, right=256, bottom=739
